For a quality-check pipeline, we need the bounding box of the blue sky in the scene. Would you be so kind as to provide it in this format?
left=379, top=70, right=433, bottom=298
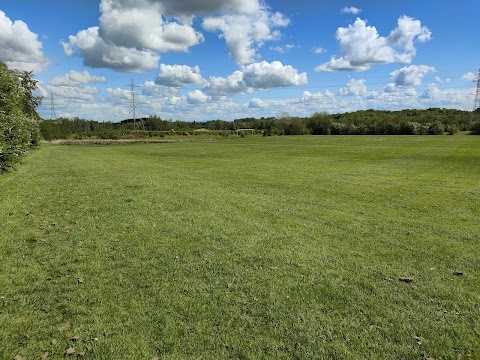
left=1, top=0, right=478, bottom=122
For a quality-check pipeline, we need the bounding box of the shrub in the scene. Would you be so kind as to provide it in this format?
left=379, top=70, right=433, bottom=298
left=471, top=121, right=480, bottom=135
left=0, top=61, right=42, bottom=173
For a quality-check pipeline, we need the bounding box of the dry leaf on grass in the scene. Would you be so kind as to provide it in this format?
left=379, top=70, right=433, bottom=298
left=59, top=322, right=72, bottom=331
left=65, top=347, right=75, bottom=355
left=39, top=351, right=49, bottom=359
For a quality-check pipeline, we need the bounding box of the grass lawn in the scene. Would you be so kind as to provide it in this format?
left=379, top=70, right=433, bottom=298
left=0, top=136, right=479, bottom=359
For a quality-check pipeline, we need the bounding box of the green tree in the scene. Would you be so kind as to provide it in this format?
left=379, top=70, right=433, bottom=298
left=0, top=61, right=42, bottom=173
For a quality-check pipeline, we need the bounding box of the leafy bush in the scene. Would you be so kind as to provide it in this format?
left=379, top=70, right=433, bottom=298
left=471, top=121, right=480, bottom=135
left=0, top=61, right=42, bottom=173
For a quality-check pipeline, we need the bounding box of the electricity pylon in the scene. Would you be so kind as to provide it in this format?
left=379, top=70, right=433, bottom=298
left=474, top=69, right=480, bottom=112
left=128, top=79, right=145, bottom=130
left=50, top=94, right=57, bottom=120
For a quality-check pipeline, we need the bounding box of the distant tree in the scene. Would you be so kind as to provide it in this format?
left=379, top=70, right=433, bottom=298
left=307, top=112, right=332, bottom=135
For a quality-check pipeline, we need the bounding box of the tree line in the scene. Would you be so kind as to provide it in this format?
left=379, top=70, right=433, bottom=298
left=0, top=61, right=42, bottom=173
left=41, top=108, right=480, bottom=140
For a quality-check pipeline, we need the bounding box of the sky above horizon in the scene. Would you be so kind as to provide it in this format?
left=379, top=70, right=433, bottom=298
left=1, top=0, right=479, bottom=122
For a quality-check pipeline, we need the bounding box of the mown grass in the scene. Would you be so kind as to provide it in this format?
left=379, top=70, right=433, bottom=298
left=0, top=136, right=479, bottom=359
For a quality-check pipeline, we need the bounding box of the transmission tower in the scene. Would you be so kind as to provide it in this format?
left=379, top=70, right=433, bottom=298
left=128, top=79, right=145, bottom=130
left=474, top=69, right=480, bottom=112
left=50, top=94, right=57, bottom=120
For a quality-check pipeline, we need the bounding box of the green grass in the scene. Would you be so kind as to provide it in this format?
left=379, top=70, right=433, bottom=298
left=0, top=136, right=479, bottom=359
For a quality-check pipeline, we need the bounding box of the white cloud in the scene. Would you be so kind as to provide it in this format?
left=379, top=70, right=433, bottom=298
left=51, top=70, right=106, bottom=87
left=43, top=83, right=99, bottom=102
left=312, top=47, right=327, bottom=54
left=204, top=61, right=307, bottom=95
left=155, top=0, right=260, bottom=17
left=404, top=88, right=417, bottom=97
left=202, top=8, right=290, bottom=64
left=383, top=83, right=399, bottom=93
left=242, top=61, right=307, bottom=89
left=461, top=72, right=477, bottom=82
left=249, top=98, right=268, bottom=108
left=155, top=64, right=204, bottom=87
left=270, top=44, right=297, bottom=54
left=341, top=6, right=361, bottom=15
left=0, top=10, right=49, bottom=72
left=338, top=79, right=367, bottom=96
left=204, top=71, right=249, bottom=96
left=141, top=80, right=179, bottom=98
left=187, top=90, right=209, bottom=104
left=421, top=83, right=441, bottom=99
left=98, top=1, right=204, bottom=53
left=299, top=90, right=334, bottom=103
left=389, top=65, right=435, bottom=87
left=315, top=16, right=431, bottom=72
left=62, top=27, right=160, bottom=72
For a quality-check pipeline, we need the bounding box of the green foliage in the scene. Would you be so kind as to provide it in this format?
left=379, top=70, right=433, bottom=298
left=471, top=121, right=480, bottom=135
left=277, top=114, right=308, bottom=135
left=0, top=61, right=42, bottom=173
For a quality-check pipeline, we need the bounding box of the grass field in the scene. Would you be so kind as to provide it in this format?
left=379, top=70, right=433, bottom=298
left=0, top=136, right=479, bottom=359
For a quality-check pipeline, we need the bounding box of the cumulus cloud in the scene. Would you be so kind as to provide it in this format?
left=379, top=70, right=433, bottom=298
left=155, top=0, right=260, bottom=17
left=155, top=64, right=204, bottom=87
left=202, top=9, right=290, bottom=64
left=62, top=27, right=160, bottom=72
left=204, top=61, right=307, bottom=96
left=315, top=16, right=431, bottom=72
left=299, top=90, right=334, bottom=102
left=249, top=98, right=268, bottom=108
left=461, top=72, right=478, bottom=82
left=421, top=83, right=441, bottom=99
left=242, top=61, right=308, bottom=89
left=51, top=70, right=106, bottom=87
left=141, top=80, right=179, bottom=98
left=204, top=71, right=249, bottom=96
left=389, top=65, right=435, bottom=87
left=43, top=83, right=99, bottom=102
left=98, top=1, right=204, bottom=52
left=187, top=90, right=209, bottom=104
left=0, top=10, right=49, bottom=72
left=338, top=79, right=367, bottom=96
left=341, top=6, right=361, bottom=15
left=383, top=83, right=399, bottom=93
